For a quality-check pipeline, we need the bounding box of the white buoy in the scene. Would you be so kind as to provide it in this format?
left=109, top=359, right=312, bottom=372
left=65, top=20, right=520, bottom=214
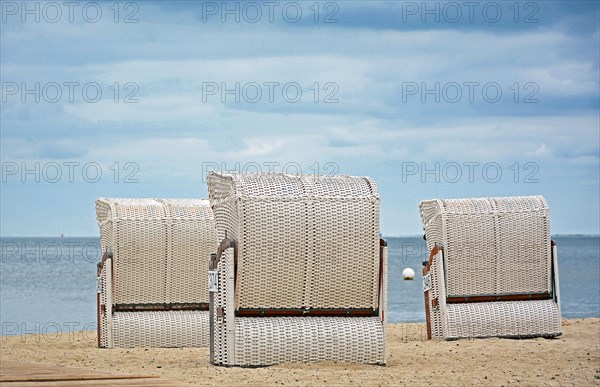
left=402, top=268, right=415, bottom=280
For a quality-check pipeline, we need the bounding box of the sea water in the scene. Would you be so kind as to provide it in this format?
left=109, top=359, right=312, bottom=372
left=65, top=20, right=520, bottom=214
left=0, top=236, right=598, bottom=335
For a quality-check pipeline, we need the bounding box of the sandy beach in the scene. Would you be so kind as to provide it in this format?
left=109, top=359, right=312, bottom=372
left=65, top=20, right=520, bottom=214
left=1, top=318, right=598, bottom=386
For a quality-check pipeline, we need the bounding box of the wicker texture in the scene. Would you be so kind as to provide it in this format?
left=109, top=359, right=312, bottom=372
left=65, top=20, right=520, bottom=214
left=208, top=173, right=381, bottom=310
left=445, top=300, right=561, bottom=339
left=234, top=317, right=384, bottom=365
left=96, top=198, right=216, bottom=348
left=208, top=172, right=385, bottom=366
left=428, top=249, right=445, bottom=339
left=212, top=249, right=234, bottom=365
left=112, top=311, right=209, bottom=348
left=98, top=261, right=109, bottom=348
left=97, top=198, right=215, bottom=305
left=420, top=196, right=551, bottom=297
left=419, top=195, right=562, bottom=340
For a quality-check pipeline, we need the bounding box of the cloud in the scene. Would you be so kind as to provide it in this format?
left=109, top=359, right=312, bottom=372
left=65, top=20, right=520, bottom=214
left=63, top=95, right=216, bottom=123
left=531, top=143, right=549, bottom=157
left=1, top=1, right=598, bottom=235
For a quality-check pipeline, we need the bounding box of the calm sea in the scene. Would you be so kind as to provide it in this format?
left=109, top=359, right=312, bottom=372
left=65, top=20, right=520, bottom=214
left=1, top=236, right=598, bottom=335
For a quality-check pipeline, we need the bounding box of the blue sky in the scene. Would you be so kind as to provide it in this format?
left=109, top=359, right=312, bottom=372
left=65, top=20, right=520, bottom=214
left=1, top=1, right=598, bottom=236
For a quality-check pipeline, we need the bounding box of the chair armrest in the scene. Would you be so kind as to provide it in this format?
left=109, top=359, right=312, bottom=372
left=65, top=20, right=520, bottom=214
left=210, top=237, right=237, bottom=270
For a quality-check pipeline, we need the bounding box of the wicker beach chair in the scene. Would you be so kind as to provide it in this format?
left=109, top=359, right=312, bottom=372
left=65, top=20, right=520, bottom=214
left=420, top=195, right=562, bottom=340
left=207, top=172, right=387, bottom=366
left=96, top=198, right=217, bottom=348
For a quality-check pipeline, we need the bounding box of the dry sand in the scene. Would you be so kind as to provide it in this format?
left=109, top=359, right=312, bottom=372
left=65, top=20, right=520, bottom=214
left=1, top=318, right=598, bottom=386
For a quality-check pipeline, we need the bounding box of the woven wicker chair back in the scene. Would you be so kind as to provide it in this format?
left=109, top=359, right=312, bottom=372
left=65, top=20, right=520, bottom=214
left=420, top=195, right=552, bottom=297
left=208, top=172, right=381, bottom=310
left=96, top=198, right=216, bottom=305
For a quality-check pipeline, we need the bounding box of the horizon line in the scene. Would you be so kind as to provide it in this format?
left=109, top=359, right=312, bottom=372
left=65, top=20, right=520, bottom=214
left=1, top=234, right=599, bottom=238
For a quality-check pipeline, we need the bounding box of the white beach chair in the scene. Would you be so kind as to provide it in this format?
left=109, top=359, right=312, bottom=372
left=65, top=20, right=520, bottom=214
left=207, top=172, right=387, bottom=366
left=96, top=198, right=217, bottom=348
left=420, top=195, right=562, bottom=340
